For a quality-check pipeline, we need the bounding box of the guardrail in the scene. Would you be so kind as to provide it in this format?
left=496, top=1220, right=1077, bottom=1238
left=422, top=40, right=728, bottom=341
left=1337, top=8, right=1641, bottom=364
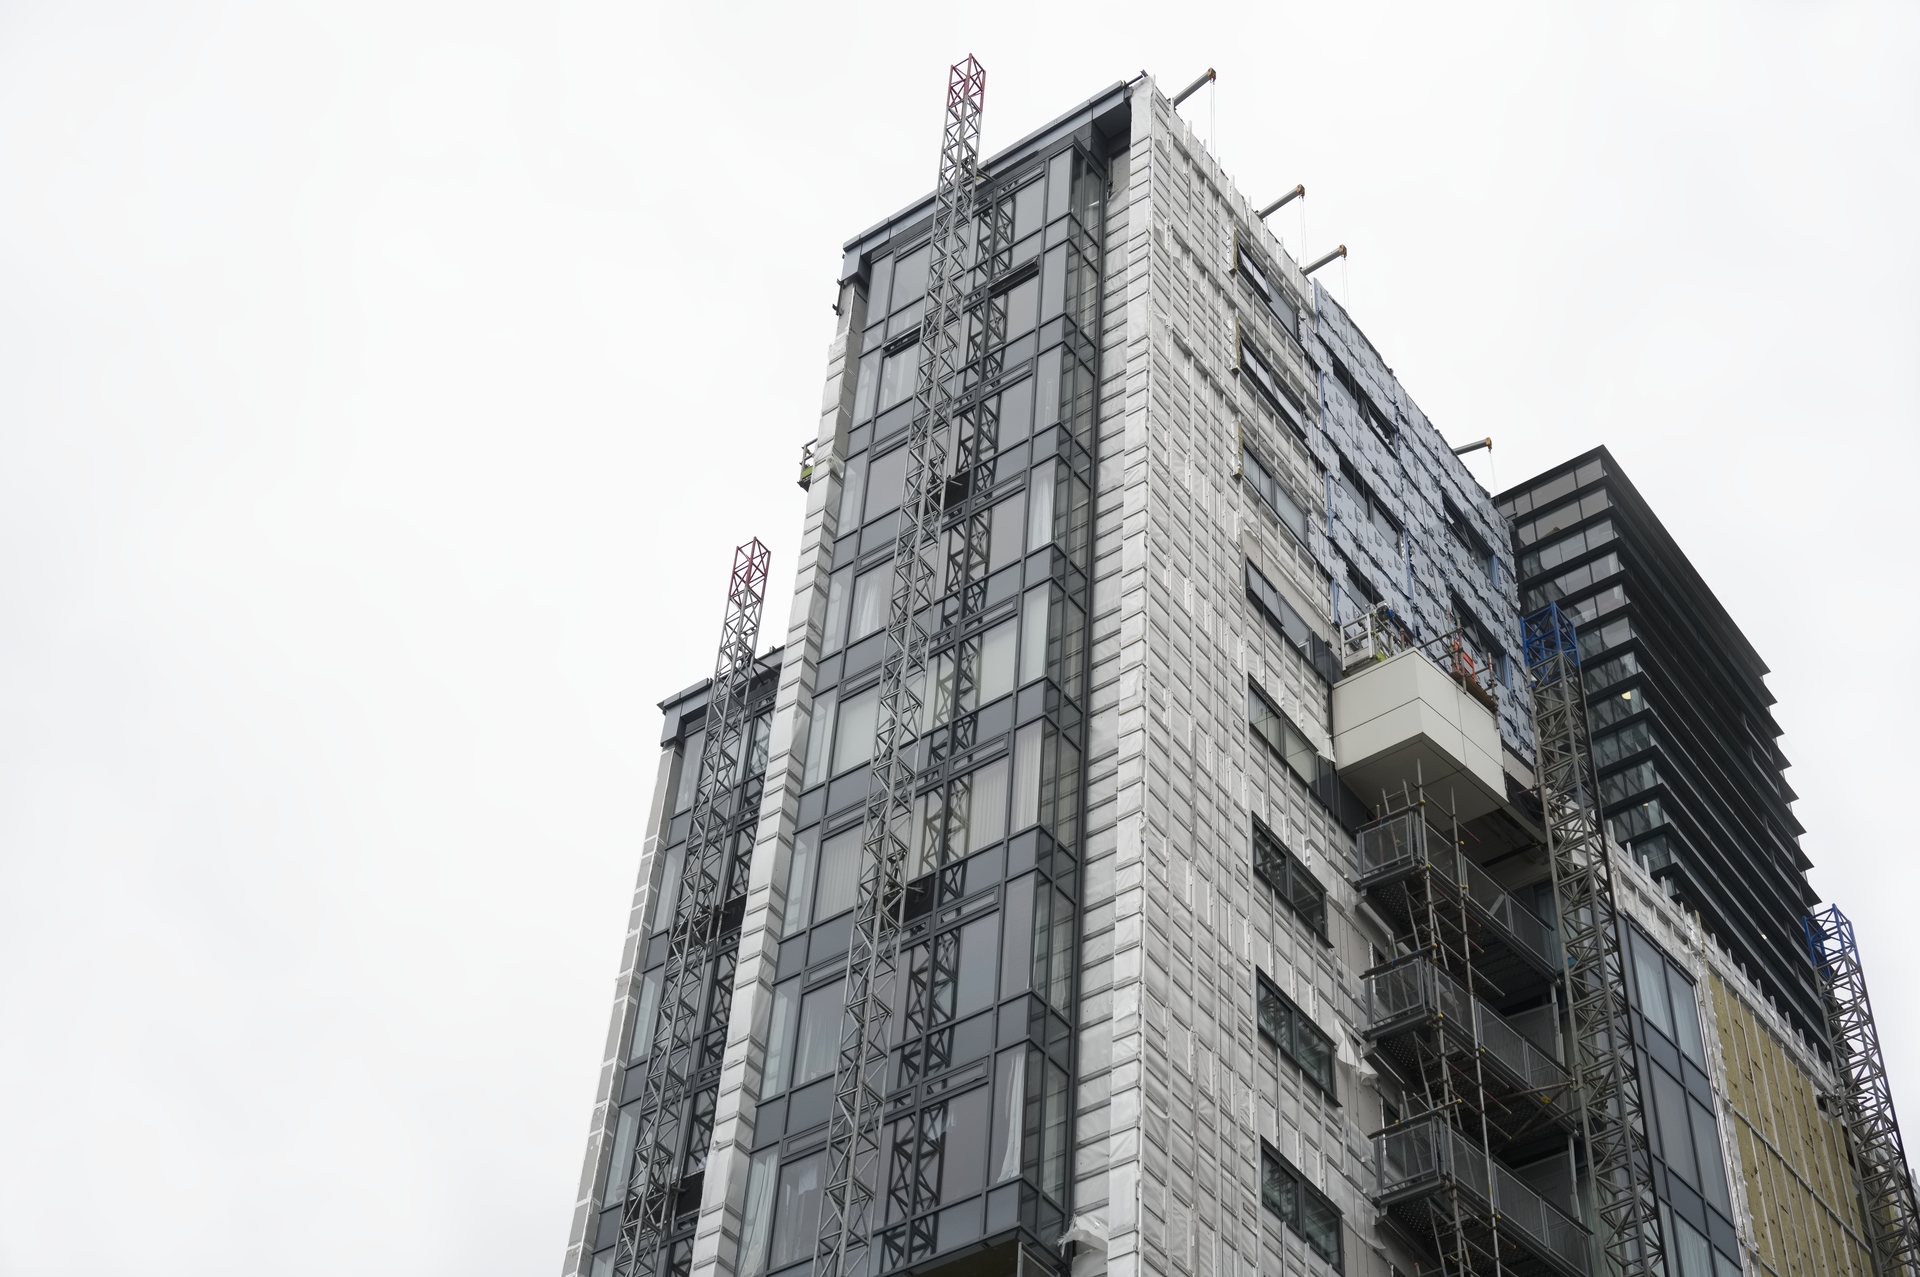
left=1355, top=810, right=1559, bottom=975
left=1365, top=959, right=1569, bottom=1096
left=1376, top=1115, right=1591, bottom=1276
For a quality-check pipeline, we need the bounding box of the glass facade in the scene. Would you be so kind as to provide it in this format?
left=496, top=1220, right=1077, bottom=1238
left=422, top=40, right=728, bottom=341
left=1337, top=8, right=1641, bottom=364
left=1624, top=924, right=1743, bottom=1277
left=1497, top=450, right=1823, bottom=1046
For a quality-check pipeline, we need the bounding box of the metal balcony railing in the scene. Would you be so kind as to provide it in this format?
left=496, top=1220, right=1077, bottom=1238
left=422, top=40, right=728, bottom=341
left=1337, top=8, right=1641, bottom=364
left=1365, top=959, right=1571, bottom=1098
left=1339, top=604, right=1500, bottom=708
left=1376, top=1115, right=1591, bottom=1277
left=1356, top=810, right=1559, bottom=976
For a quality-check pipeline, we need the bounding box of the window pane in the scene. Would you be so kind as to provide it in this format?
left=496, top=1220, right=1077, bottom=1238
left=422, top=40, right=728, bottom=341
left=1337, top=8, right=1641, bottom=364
left=979, top=620, right=1018, bottom=704
left=957, top=914, right=1001, bottom=1017
left=737, top=1147, right=780, bottom=1276
left=652, top=844, right=685, bottom=935
left=852, top=350, right=881, bottom=423
left=820, top=572, right=852, bottom=658
left=965, top=759, right=1008, bottom=854
left=674, top=731, right=705, bottom=812
left=1019, top=588, right=1048, bottom=686
left=784, top=828, right=819, bottom=936
left=802, top=692, right=837, bottom=789
left=1042, top=1061, right=1069, bottom=1200
left=629, top=969, right=663, bottom=1065
left=941, top=1084, right=992, bottom=1200
left=1000, top=376, right=1035, bottom=444
left=1632, top=932, right=1674, bottom=1037
left=867, top=254, right=895, bottom=317
left=833, top=687, right=878, bottom=775
left=878, top=345, right=919, bottom=412
left=793, top=983, right=847, bottom=1088
left=1654, top=1067, right=1697, bottom=1182
left=770, top=1152, right=825, bottom=1270
left=1691, top=1097, right=1732, bottom=1213
left=849, top=568, right=890, bottom=644
left=990, top=1048, right=1027, bottom=1183
left=605, top=1106, right=639, bottom=1209
left=989, top=493, right=1027, bottom=574
left=763, top=978, right=801, bottom=1097
left=1011, top=723, right=1042, bottom=831
left=836, top=453, right=867, bottom=529
left=864, top=446, right=909, bottom=520
left=813, top=827, right=862, bottom=922
left=1667, top=966, right=1705, bottom=1063
left=1004, top=274, right=1039, bottom=339
left=1048, top=887, right=1074, bottom=1010
left=891, top=246, right=929, bottom=310
left=1000, top=874, right=1035, bottom=998
left=1026, top=465, right=1056, bottom=554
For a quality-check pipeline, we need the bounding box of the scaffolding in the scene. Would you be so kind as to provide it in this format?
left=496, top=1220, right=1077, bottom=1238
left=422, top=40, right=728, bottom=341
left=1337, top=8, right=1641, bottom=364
left=1359, top=785, right=1587, bottom=1277
left=1522, top=602, right=1665, bottom=1277
left=612, top=538, right=773, bottom=1277
left=816, top=56, right=987, bottom=1277
left=1806, top=904, right=1920, bottom=1277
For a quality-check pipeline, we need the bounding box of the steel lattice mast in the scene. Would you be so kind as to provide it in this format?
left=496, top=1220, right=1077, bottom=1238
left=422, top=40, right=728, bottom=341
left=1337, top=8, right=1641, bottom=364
left=1806, top=905, right=1920, bottom=1277
left=613, top=538, right=773, bottom=1277
left=1523, top=602, right=1666, bottom=1277
left=816, top=55, right=987, bottom=1277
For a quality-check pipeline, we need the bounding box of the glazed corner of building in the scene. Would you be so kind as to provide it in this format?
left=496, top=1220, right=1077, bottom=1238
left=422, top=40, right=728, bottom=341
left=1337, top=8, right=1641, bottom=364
left=569, top=71, right=1876, bottom=1277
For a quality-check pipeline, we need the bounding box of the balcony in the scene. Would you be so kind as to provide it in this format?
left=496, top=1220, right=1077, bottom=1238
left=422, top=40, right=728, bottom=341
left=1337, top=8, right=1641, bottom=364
left=1333, top=620, right=1507, bottom=821
left=1356, top=810, right=1560, bottom=989
left=1364, top=958, right=1576, bottom=1138
left=1376, top=1115, right=1592, bottom=1277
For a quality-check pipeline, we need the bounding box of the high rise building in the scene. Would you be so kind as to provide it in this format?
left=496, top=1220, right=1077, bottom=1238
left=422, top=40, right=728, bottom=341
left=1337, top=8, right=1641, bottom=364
left=564, top=70, right=1908, bottom=1277
left=1494, top=450, right=1821, bottom=1044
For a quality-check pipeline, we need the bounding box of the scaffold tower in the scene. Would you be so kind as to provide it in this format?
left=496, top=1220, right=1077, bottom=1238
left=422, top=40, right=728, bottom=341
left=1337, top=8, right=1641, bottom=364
left=1523, top=602, right=1666, bottom=1277
left=816, top=55, right=988, bottom=1277
left=612, top=537, right=773, bottom=1277
left=1806, top=904, right=1920, bottom=1277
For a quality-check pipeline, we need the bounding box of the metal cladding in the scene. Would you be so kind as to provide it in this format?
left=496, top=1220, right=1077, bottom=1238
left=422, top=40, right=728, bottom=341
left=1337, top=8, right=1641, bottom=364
left=1524, top=602, right=1667, bottom=1277
left=816, top=55, right=987, bottom=1277
left=1807, top=905, right=1920, bottom=1277
left=615, top=538, right=773, bottom=1277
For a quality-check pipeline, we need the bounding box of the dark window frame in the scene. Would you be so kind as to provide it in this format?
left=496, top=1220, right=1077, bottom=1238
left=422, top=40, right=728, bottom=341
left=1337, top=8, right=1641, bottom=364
left=1241, top=443, right=1311, bottom=546
left=1260, top=1139, right=1344, bottom=1269
left=1253, top=818, right=1328, bottom=940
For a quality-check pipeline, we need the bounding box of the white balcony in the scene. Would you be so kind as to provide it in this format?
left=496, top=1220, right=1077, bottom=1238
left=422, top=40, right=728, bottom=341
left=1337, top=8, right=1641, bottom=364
left=1332, top=646, right=1507, bottom=821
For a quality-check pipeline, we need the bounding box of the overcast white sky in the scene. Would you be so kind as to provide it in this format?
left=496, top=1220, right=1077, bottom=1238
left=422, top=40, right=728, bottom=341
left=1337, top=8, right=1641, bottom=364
left=0, top=2, right=1913, bottom=1273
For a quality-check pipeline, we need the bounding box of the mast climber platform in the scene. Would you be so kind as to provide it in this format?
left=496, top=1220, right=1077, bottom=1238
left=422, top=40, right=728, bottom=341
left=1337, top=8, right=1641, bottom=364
left=613, top=538, right=774, bottom=1277
left=1807, top=905, right=1920, bottom=1277
left=817, top=55, right=990, bottom=1277
left=1524, top=602, right=1667, bottom=1277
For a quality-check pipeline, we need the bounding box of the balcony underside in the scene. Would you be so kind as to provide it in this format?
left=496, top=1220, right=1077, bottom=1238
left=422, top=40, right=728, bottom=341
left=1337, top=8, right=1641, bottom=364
left=1364, top=1020, right=1578, bottom=1149
left=1380, top=1185, right=1590, bottom=1277
left=1361, top=870, right=1558, bottom=1003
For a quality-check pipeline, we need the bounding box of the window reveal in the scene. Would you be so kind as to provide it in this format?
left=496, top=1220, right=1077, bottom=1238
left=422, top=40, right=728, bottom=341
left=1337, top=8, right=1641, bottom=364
left=1252, top=818, right=1327, bottom=938
left=1261, top=1142, right=1343, bottom=1268
left=1257, top=970, right=1336, bottom=1096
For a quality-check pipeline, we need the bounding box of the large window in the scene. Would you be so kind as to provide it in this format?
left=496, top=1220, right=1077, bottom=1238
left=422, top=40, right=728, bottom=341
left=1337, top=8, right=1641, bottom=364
left=1237, top=330, right=1300, bottom=431
left=1336, top=461, right=1400, bottom=547
left=1261, top=1141, right=1343, bottom=1269
left=1594, top=719, right=1655, bottom=768
left=1248, top=681, right=1320, bottom=787
left=1626, top=926, right=1740, bottom=1274
left=1514, top=487, right=1611, bottom=547
left=1241, top=445, right=1310, bottom=544
left=1245, top=559, right=1339, bottom=686
left=1590, top=683, right=1649, bottom=731
left=1257, top=971, right=1336, bottom=1096
left=1253, top=819, right=1327, bottom=938
left=1520, top=518, right=1616, bottom=580
left=1234, top=234, right=1300, bottom=340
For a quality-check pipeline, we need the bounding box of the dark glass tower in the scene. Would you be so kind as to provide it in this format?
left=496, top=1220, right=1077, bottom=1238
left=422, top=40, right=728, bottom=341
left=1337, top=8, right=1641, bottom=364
left=1497, top=448, right=1821, bottom=1043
